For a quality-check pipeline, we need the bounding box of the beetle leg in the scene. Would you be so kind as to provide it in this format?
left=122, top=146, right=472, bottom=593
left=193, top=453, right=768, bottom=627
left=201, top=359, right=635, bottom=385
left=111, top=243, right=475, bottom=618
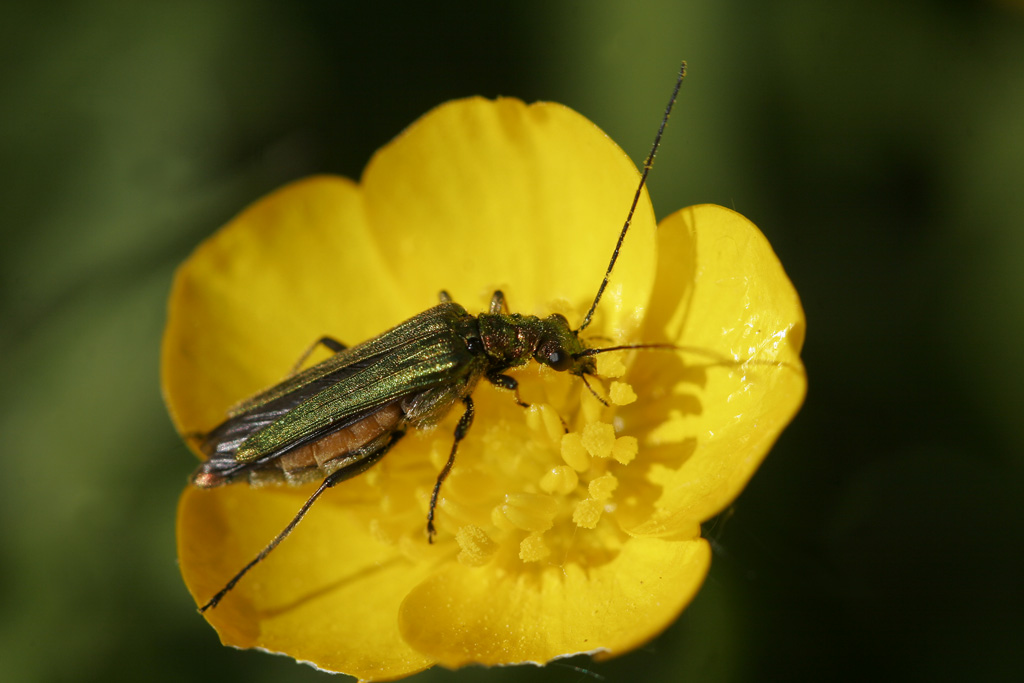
left=486, top=371, right=529, bottom=408
left=438, top=290, right=452, bottom=303
left=198, top=430, right=405, bottom=613
left=427, top=396, right=474, bottom=542
left=289, top=336, right=347, bottom=375
left=489, top=289, right=508, bottom=314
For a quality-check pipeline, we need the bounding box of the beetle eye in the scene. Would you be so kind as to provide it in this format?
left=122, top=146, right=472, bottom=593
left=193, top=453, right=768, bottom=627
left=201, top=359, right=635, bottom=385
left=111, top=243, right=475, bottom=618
left=545, top=347, right=573, bottom=372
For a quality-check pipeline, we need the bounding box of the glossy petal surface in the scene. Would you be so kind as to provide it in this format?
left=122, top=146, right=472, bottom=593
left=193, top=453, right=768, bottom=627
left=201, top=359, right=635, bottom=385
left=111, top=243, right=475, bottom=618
left=623, top=204, right=807, bottom=536
left=398, top=537, right=711, bottom=666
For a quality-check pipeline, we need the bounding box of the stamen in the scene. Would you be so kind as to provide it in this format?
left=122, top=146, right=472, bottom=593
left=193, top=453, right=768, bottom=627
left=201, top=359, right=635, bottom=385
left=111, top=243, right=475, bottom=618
left=525, top=403, right=567, bottom=443
left=560, top=432, right=591, bottom=471
left=456, top=525, right=498, bottom=567
left=500, top=492, right=559, bottom=532
left=588, top=474, right=619, bottom=501
left=539, top=466, right=579, bottom=495
left=609, top=381, right=637, bottom=406
left=573, top=499, right=604, bottom=529
left=611, top=436, right=638, bottom=465
left=519, top=532, right=551, bottom=562
left=595, top=353, right=627, bottom=378
left=581, top=422, right=616, bottom=459
left=491, top=505, right=517, bottom=532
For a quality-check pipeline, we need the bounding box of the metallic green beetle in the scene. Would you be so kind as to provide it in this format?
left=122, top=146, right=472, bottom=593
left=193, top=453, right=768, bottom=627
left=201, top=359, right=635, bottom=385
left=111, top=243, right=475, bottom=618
left=190, top=64, right=686, bottom=612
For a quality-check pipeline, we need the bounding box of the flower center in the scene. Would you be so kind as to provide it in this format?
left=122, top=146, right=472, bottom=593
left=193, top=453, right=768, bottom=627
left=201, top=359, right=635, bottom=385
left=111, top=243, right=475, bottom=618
left=349, top=351, right=646, bottom=573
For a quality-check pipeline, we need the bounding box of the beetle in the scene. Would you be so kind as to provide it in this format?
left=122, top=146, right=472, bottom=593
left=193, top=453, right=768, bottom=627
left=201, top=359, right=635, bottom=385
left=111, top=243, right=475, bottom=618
left=188, top=63, right=687, bottom=612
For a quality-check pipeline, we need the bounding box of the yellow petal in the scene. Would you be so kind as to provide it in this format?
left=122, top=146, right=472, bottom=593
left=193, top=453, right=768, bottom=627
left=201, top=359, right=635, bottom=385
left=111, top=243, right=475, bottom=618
left=361, top=98, right=657, bottom=336
left=162, top=176, right=411, bottom=439
left=397, top=537, right=711, bottom=666
left=624, top=204, right=806, bottom=533
left=177, top=485, right=434, bottom=679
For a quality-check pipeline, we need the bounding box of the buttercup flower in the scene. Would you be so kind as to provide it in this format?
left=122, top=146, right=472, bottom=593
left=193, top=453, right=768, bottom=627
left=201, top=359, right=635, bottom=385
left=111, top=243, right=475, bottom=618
left=163, top=97, right=805, bottom=680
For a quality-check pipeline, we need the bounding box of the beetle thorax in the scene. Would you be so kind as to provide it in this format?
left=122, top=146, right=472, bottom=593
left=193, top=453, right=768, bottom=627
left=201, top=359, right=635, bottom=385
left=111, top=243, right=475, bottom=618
left=476, top=311, right=592, bottom=376
left=477, top=313, right=545, bottom=369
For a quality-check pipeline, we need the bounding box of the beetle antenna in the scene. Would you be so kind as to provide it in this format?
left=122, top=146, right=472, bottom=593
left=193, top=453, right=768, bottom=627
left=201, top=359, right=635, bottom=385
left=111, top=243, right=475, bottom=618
left=578, top=61, right=686, bottom=333
left=577, top=342, right=710, bottom=358
left=578, top=342, right=804, bottom=375
left=578, top=342, right=738, bottom=368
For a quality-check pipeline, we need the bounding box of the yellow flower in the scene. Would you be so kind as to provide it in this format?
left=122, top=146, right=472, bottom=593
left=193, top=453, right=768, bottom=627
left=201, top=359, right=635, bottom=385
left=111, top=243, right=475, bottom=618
left=163, top=97, right=806, bottom=679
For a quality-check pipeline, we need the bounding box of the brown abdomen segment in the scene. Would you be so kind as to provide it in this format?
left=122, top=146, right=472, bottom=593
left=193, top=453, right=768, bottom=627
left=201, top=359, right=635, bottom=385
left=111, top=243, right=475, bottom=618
left=249, top=402, right=404, bottom=486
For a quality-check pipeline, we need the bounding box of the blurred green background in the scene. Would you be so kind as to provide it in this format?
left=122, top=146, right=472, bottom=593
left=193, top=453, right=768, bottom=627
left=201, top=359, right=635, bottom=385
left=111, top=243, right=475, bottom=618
left=2, top=1, right=1023, bottom=681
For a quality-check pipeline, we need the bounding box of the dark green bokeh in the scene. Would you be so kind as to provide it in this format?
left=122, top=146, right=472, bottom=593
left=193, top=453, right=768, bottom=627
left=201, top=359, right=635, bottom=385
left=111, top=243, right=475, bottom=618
left=2, top=1, right=1022, bottom=681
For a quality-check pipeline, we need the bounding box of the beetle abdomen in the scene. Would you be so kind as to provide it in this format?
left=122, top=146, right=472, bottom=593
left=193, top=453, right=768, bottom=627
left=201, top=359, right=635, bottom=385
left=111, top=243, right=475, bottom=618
left=193, top=402, right=405, bottom=488
left=272, top=402, right=404, bottom=484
